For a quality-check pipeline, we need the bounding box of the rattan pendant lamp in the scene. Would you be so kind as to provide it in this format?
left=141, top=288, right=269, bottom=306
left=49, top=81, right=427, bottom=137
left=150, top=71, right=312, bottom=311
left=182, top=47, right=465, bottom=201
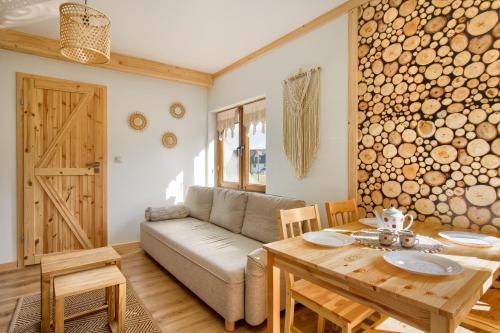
left=59, top=0, right=111, bottom=64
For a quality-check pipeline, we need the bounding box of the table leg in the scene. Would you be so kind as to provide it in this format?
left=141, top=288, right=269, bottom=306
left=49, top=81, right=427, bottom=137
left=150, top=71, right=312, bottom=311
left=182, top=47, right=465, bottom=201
left=106, top=286, right=115, bottom=322
left=54, top=297, right=64, bottom=333
left=430, top=313, right=455, bottom=333
left=114, top=284, right=120, bottom=321
left=113, top=259, right=122, bottom=321
left=117, top=283, right=126, bottom=333
left=41, top=275, right=51, bottom=333
left=267, top=251, right=280, bottom=333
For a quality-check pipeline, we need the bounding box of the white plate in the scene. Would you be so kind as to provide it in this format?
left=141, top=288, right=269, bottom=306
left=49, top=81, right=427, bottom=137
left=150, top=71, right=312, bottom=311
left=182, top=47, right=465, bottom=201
left=303, top=231, right=355, bottom=247
left=438, top=231, right=500, bottom=248
left=359, top=217, right=378, bottom=228
left=383, top=251, right=464, bottom=276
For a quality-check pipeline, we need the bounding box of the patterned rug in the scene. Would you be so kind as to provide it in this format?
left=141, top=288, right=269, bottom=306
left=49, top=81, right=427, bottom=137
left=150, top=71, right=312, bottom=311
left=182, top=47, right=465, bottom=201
left=8, top=287, right=162, bottom=333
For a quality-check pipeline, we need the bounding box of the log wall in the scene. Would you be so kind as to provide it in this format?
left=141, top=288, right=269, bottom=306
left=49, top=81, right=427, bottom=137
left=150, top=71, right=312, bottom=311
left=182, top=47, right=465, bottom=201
left=355, top=0, right=499, bottom=233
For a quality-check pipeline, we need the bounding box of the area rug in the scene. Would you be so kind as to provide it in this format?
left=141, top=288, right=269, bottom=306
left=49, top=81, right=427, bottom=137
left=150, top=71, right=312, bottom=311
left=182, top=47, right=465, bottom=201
left=8, top=287, right=162, bottom=333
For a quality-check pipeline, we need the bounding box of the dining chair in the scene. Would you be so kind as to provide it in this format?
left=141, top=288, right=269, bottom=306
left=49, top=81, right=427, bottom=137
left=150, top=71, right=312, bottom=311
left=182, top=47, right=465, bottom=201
left=364, top=316, right=482, bottom=333
left=463, top=313, right=500, bottom=333
left=455, top=286, right=500, bottom=333
left=278, top=205, right=375, bottom=333
left=325, top=198, right=358, bottom=227
left=365, top=293, right=500, bottom=333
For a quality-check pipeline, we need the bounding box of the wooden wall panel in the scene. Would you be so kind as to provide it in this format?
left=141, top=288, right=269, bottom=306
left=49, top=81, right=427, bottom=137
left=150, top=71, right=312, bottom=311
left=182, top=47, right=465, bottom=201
left=355, top=0, right=499, bottom=233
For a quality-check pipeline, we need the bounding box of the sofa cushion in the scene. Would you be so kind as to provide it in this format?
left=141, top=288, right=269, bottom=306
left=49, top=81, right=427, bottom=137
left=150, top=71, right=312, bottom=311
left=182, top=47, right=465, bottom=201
left=141, top=218, right=262, bottom=284
left=141, top=228, right=246, bottom=322
left=144, top=204, right=189, bottom=221
left=241, top=192, right=305, bottom=243
left=209, top=188, right=248, bottom=233
left=184, top=186, right=213, bottom=221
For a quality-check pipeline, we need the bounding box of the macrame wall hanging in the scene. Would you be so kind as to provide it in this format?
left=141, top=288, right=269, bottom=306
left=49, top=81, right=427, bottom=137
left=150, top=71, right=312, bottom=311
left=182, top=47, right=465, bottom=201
left=283, top=67, right=320, bottom=179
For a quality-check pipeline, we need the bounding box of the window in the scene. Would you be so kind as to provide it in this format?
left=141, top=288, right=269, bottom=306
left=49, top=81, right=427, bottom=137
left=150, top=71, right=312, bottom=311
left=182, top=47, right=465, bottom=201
left=217, top=99, right=266, bottom=192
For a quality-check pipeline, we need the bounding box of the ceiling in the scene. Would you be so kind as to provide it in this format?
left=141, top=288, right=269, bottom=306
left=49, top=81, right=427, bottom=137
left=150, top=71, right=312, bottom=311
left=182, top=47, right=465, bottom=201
left=1, top=0, right=344, bottom=73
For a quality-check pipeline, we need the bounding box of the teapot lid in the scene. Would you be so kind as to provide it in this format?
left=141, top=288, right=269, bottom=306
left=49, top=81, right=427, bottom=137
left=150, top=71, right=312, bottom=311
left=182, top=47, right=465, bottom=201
left=384, top=207, right=402, bottom=215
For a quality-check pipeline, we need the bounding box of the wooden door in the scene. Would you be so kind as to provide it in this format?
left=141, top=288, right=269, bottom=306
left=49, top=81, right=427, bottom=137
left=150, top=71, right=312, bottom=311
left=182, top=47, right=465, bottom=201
left=16, top=73, right=107, bottom=266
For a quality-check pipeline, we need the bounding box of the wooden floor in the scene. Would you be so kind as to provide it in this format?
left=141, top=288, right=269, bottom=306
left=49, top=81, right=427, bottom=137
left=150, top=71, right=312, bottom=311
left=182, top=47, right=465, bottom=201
left=0, top=248, right=326, bottom=333
left=0, top=248, right=497, bottom=333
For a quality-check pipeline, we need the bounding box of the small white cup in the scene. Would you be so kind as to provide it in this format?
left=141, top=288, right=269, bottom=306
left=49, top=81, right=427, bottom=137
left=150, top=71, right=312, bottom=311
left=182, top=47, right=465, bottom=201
left=379, top=229, right=397, bottom=246
left=398, top=230, right=419, bottom=248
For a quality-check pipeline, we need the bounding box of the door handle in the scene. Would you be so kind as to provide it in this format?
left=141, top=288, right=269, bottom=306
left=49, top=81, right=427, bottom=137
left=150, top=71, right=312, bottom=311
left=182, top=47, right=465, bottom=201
left=86, top=161, right=100, bottom=173
left=236, top=145, right=245, bottom=157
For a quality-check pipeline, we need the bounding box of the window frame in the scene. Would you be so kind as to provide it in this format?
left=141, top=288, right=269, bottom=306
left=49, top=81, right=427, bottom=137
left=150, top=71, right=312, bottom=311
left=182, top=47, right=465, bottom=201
left=217, top=104, right=266, bottom=193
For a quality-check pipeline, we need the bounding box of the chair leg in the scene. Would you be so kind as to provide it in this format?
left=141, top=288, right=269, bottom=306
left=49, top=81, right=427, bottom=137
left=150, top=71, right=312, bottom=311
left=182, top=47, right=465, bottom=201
left=116, top=283, right=126, bottom=333
left=284, top=291, right=295, bottom=333
left=317, top=316, right=325, bottom=333
left=55, top=297, right=64, bottom=333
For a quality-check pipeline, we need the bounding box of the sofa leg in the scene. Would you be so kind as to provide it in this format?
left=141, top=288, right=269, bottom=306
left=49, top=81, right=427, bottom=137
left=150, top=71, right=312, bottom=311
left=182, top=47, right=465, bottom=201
left=225, top=319, right=235, bottom=331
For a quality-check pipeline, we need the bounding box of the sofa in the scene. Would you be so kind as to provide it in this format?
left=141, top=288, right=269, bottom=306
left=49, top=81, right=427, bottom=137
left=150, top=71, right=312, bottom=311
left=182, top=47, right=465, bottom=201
left=140, top=186, right=304, bottom=330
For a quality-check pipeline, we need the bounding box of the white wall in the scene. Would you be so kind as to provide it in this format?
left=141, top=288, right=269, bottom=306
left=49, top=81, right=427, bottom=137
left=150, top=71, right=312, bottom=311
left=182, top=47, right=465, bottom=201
left=208, top=16, right=349, bottom=223
left=0, top=50, right=207, bottom=263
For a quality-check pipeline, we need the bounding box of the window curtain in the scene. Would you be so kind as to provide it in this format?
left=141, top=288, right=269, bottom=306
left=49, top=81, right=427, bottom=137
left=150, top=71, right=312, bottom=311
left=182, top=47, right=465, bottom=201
left=216, top=108, right=239, bottom=139
left=243, top=99, right=266, bottom=135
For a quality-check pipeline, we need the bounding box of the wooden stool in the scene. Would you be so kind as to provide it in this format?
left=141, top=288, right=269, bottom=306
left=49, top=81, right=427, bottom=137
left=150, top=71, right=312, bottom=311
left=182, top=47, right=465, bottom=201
left=53, top=265, right=126, bottom=333
left=40, top=247, right=122, bottom=333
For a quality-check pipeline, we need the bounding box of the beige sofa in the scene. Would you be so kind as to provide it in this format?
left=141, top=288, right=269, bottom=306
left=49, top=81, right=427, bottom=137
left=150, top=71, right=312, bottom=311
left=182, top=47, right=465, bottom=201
left=140, top=186, right=304, bottom=330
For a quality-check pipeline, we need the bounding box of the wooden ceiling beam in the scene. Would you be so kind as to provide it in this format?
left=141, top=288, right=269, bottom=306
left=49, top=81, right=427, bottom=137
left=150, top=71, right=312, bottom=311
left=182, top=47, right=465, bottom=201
left=213, top=0, right=370, bottom=79
left=0, top=29, right=213, bottom=87
left=2, top=0, right=370, bottom=85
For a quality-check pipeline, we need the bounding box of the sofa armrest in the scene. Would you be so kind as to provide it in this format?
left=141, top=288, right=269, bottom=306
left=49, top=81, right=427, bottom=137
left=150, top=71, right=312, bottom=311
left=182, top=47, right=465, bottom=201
left=247, top=247, right=267, bottom=272
left=244, top=248, right=286, bottom=326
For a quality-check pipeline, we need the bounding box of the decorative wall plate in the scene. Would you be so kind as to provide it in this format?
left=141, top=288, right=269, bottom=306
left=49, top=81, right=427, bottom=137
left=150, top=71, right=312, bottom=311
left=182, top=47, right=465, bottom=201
left=162, top=132, right=177, bottom=148
left=128, top=112, right=147, bottom=131
left=169, top=102, right=186, bottom=119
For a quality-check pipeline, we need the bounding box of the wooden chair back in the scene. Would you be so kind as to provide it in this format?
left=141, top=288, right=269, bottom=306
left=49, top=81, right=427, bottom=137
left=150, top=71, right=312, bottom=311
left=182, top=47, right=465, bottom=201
left=325, top=199, right=358, bottom=227
left=278, top=205, right=322, bottom=288
left=279, top=205, right=321, bottom=239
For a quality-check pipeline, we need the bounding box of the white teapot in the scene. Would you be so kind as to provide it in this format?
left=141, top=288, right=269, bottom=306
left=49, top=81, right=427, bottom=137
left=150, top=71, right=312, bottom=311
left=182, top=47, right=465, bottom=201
left=374, top=207, right=414, bottom=232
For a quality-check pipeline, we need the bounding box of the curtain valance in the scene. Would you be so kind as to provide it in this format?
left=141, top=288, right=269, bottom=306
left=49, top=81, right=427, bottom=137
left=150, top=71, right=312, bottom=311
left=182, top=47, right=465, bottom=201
left=243, top=99, right=266, bottom=135
left=216, top=108, right=239, bottom=138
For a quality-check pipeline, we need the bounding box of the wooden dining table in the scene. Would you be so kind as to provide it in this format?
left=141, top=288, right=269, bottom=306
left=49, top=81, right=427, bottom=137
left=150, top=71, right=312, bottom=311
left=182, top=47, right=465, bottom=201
left=264, top=221, right=499, bottom=333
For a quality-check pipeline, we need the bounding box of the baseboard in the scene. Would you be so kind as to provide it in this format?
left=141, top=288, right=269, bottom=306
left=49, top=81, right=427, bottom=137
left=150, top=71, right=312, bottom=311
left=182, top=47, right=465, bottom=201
left=0, top=261, right=18, bottom=273
left=0, top=244, right=142, bottom=271
left=111, top=242, right=142, bottom=255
